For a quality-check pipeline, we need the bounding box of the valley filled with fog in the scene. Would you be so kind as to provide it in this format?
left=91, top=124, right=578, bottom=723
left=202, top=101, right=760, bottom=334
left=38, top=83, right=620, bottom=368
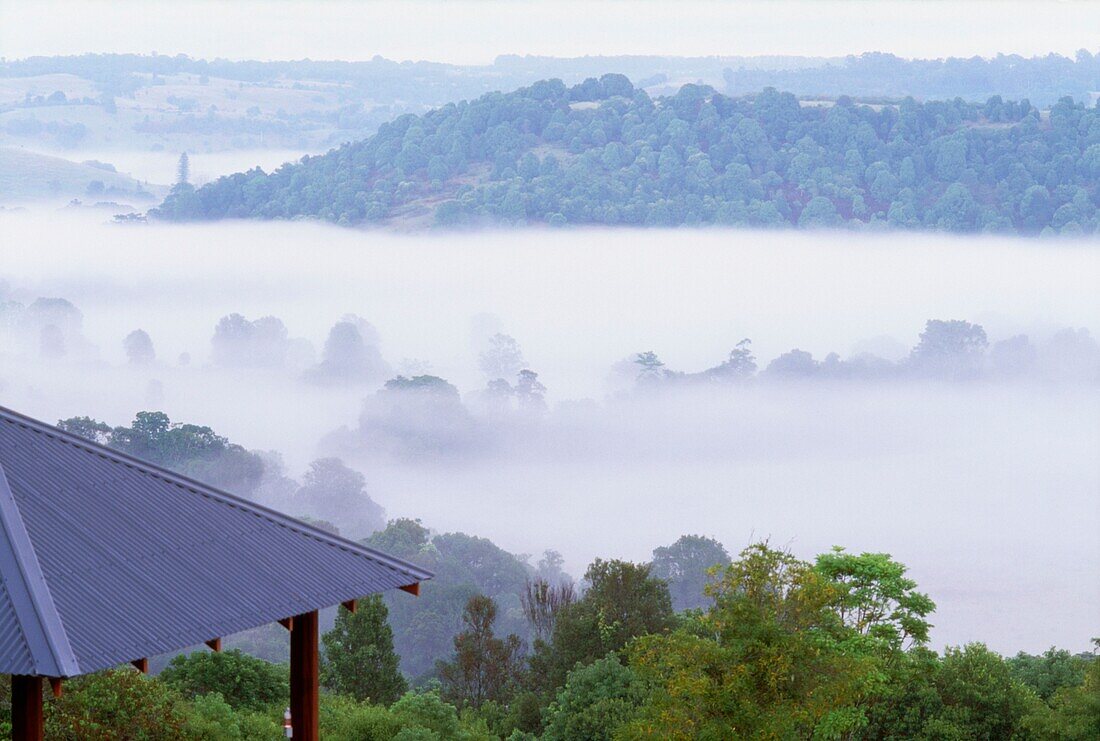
left=2, top=207, right=1097, bottom=654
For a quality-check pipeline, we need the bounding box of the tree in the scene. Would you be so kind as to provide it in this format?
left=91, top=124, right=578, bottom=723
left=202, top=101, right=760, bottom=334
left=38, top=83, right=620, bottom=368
left=390, top=688, right=466, bottom=738
left=650, top=534, right=731, bottom=612
left=929, top=182, right=981, bottom=231
left=308, top=316, right=391, bottom=384
left=860, top=647, right=953, bottom=739
left=537, top=559, right=674, bottom=691
left=1026, top=643, right=1100, bottom=740
left=908, top=319, right=988, bottom=379
left=437, top=595, right=524, bottom=708
left=159, top=649, right=288, bottom=711
left=521, top=577, right=576, bottom=643
left=363, top=520, right=532, bottom=680
left=536, top=549, right=569, bottom=583
left=1019, top=185, right=1053, bottom=231
left=764, top=348, right=819, bottom=378
left=60, top=411, right=264, bottom=495
left=181, top=692, right=282, bottom=739
left=703, top=338, right=756, bottom=382
left=934, top=643, right=1040, bottom=739
left=815, top=547, right=935, bottom=650
left=479, top=333, right=525, bottom=380
left=477, top=377, right=514, bottom=416
left=45, top=670, right=192, bottom=740
left=358, top=375, right=477, bottom=457
left=1008, top=647, right=1091, bottom=701
left=633, top=351, right=666, bottom=383
left=542, top=655, right=646, bottom=741
left=211, top=313, right=289, bottom=368
left=106, top=411, right=264, bottom=495
left=123, top=329, right=155, bottom=365
left=177, top=152, right=190, bottom=185
left=798, top=196, right=840, bottom=227
left=57, top=416, right=113, bottom=445
left=624, top=543, right=877, bottom=740
left=295, top=457, right=385, bottom=539
left=515, top=369, right=547, bottom=414
left=365, top=518, right=431, bottom=560
left=322, top=597, right=408, bottom=704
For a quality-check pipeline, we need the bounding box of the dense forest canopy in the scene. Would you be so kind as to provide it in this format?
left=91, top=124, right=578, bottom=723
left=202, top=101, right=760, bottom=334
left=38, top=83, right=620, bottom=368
left=153, top=75, right=1100, bottom=235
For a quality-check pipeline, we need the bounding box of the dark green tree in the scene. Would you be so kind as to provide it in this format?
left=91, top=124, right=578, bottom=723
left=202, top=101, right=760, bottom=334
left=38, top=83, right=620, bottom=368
left=536, top=559, right=674, bottom=691
left=1008, top=647, right=1091, bottom=701
left=159, top=649, right=288, bottom=711
left=542, top=655, right=646, bottom=741
left=933, top=643, right=1040, bottom=739
left=321, top=596, right=408, bottom=704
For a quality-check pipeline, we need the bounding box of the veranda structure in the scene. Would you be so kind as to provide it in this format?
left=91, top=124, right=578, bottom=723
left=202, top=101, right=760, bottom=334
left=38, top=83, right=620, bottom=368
left=0, top=406, right=431, bottom=740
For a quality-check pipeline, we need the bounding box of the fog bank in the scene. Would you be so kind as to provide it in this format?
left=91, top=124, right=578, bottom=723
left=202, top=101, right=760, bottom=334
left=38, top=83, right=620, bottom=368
left=0, top=209, right=1096, bottom=654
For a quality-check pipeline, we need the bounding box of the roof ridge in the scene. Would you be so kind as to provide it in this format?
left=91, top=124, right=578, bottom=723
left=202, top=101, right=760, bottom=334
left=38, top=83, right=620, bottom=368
left=0, top=406, right=432, bottom=584
left=0, top=462, right=81, bottom=676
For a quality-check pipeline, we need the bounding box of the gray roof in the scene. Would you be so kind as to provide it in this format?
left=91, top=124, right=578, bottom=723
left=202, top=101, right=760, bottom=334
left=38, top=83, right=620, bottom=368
left=0, top=406, right=431, bottom=677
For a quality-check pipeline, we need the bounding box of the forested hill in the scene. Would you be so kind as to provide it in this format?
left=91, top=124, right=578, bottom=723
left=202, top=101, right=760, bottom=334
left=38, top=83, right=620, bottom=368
left=153, top=75, right=1100, bottom=235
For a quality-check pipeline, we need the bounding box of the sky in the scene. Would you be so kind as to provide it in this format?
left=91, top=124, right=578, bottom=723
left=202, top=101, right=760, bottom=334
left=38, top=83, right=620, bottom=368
left=3, top=0, right=1100, bottom=65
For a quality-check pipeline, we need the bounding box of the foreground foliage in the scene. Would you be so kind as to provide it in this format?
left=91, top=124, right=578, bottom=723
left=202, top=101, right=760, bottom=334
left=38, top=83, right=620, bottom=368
left=0, top=531, right=1091, bottom=740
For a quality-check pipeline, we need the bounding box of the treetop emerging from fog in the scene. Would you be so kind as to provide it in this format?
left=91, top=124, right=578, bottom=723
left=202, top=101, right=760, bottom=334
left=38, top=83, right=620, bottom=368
left=154, top=76, right=1100, bottom=235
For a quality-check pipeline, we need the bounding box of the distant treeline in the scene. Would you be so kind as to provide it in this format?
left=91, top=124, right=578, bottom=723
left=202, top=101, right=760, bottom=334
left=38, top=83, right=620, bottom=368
left=7, top=295, right=1095, bottom=392
left=720, top=50, right=1100, bottom=106
left=154, top=76, right=1100, bottom=235
left=4, top=50, right=1099, bottom=106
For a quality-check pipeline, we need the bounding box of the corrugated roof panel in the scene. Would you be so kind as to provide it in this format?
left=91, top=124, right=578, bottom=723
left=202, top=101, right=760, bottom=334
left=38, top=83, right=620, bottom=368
left=0, top=578, right=33, bottom=674
left=0, top=407, right=432, bottom=677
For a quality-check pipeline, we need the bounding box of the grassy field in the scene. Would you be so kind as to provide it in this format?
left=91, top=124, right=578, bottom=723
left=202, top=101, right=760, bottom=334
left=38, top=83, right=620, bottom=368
left=0, top=72, right=366, bottom=155
left=0, top=147, right=162, bottom=203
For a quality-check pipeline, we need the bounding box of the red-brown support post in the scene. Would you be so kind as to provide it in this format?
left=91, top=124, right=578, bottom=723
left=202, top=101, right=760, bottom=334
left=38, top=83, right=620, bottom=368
left=11, top=675, right=44, bottom=741
left=289, top=609, right=319, bottom=741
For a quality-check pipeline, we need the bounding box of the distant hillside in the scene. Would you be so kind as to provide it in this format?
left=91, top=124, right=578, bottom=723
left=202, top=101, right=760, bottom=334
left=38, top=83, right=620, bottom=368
left=151, top=76, right=1100, bottom=236
left=1, top=51, right=1097, bottom=156
left=0, top=147, right=157, bottom=203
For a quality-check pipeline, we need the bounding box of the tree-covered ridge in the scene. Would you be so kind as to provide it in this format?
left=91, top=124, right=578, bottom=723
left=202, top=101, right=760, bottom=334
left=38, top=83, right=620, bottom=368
left=154, top=75, right=1100, bottom=235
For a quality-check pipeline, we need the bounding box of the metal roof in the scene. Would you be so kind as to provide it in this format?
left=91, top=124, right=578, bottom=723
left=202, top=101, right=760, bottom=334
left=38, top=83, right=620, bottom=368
left=0, top=406, right=431, bottom=677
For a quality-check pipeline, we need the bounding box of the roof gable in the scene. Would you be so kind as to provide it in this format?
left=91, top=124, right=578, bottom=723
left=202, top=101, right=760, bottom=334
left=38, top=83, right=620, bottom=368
left=0, top=407, right=430, bottom=677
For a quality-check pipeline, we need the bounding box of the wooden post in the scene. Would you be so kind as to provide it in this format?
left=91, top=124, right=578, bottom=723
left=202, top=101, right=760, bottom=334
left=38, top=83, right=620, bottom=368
left=289, top=610, right=319, bottom=741
left=11, top=675, right=43, bottom=741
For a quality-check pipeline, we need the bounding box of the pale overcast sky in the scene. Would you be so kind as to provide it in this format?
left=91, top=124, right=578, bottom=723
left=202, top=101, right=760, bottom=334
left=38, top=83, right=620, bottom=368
left=2, top=1, right=1099, bottom=64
